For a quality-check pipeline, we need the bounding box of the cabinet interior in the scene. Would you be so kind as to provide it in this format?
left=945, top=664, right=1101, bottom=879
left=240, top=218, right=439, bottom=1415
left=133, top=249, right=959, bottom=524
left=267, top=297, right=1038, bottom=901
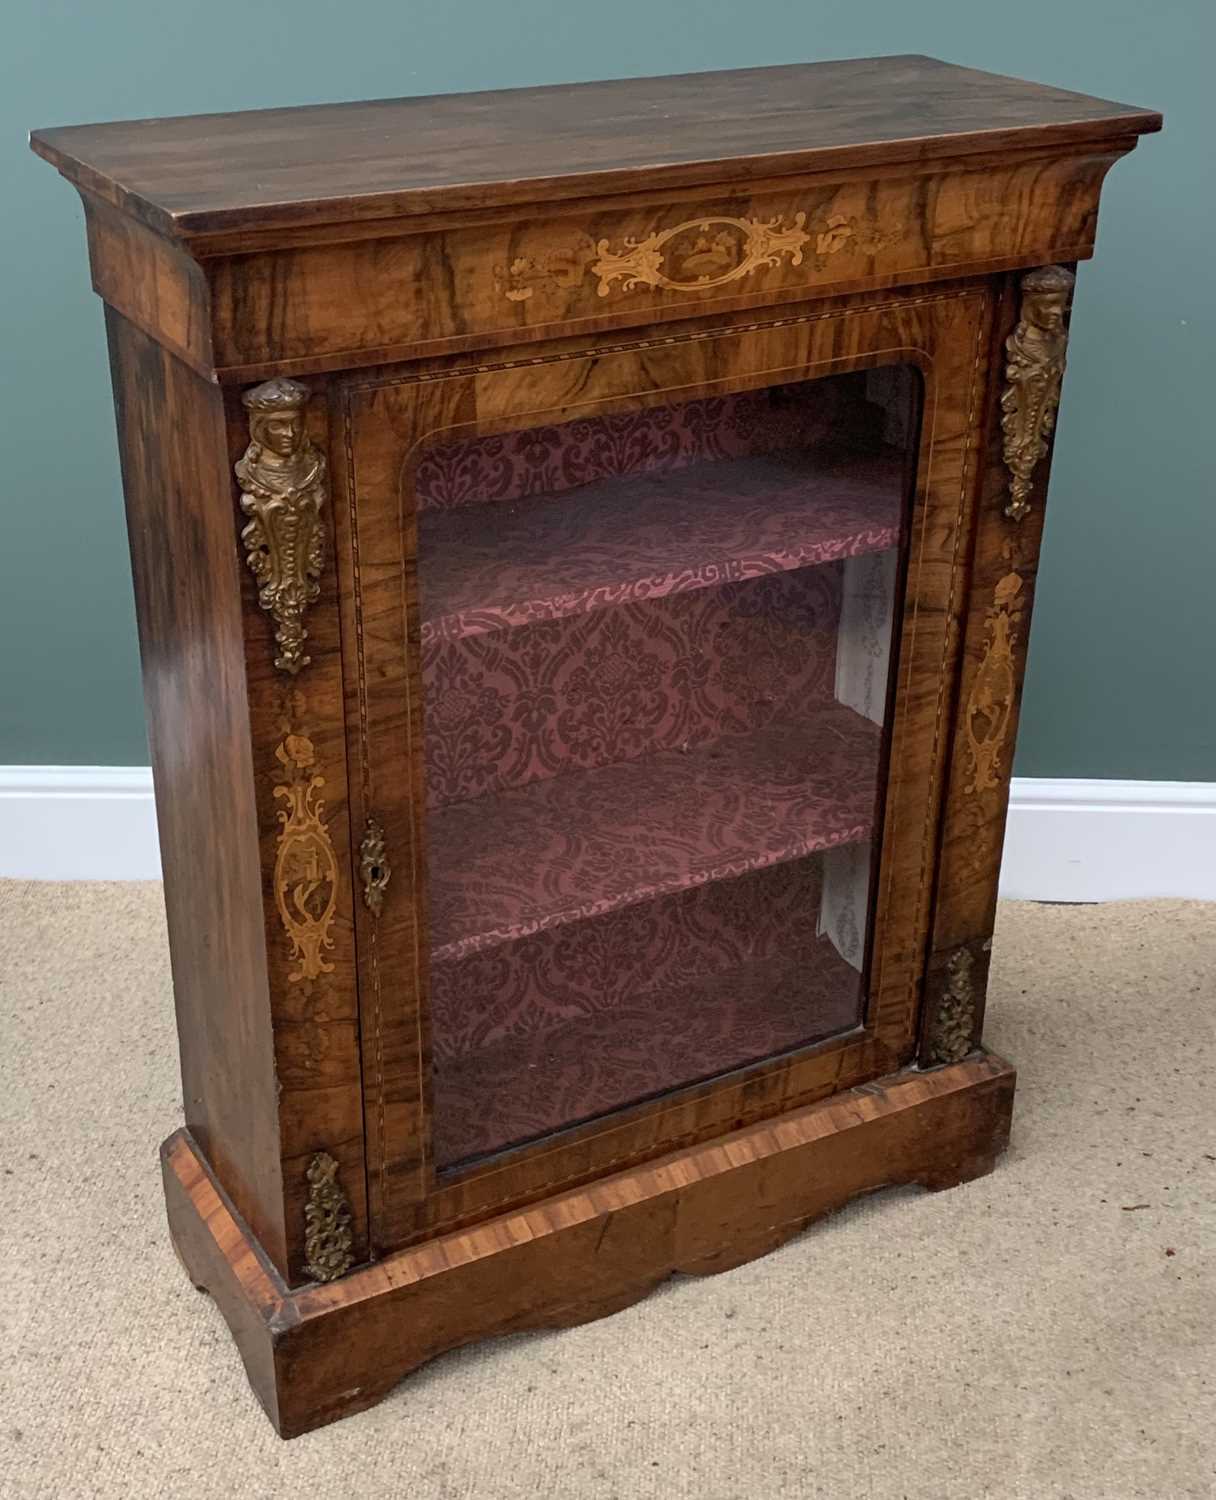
left=416, top=368, right=921, bottom=1168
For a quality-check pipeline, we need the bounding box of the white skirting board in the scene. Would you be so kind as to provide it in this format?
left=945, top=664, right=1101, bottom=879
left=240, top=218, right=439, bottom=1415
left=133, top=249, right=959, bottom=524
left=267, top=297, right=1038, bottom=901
left=0, top=767, right=161, bottom=882
left=0, top=767, right=1213, bottom=900
left=997, top=778, right=1215, bottom=902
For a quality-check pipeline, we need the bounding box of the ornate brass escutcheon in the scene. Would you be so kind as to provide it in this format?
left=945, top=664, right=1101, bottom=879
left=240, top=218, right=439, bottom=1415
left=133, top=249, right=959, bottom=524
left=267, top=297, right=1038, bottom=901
left=359, top=817, right=391, bottom=916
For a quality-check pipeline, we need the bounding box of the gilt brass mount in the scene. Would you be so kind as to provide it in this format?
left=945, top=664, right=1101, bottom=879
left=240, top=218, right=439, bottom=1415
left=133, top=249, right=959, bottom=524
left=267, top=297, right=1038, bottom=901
left=359, top=817, right=391, bottom=916
left=236, top=377, right=328, bottom=674
left=924, top=946, right=983, bottom=1066
left=303, top=1152, right=354, bottom=1283
left=1000, top=265, right=1074, bottom=521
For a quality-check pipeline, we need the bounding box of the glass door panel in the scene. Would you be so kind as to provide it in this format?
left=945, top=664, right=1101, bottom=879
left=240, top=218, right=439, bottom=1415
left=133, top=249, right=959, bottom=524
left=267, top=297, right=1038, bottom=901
left=416, top=368, right=920, bottom=1169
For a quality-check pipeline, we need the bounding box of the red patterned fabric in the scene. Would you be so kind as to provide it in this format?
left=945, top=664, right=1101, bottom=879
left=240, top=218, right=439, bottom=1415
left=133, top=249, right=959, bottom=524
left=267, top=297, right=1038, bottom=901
left=414, top=384, right=854, bottom=514
left=418, top=386, right=896, bottom=1167
left=423, top=565, right=843, bottom=808
left=419, top=448, right=900, bottom=643
left=428, top=702, right=880, bottom=963
left=430, top=856, right=830, bottom=1061
left=432, top=938, right=862, bottom=1167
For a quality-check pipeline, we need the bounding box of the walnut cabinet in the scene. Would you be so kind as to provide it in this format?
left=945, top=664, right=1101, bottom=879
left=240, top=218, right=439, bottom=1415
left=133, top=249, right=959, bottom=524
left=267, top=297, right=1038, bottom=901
left=32, top=56, right=1159, bottom=1436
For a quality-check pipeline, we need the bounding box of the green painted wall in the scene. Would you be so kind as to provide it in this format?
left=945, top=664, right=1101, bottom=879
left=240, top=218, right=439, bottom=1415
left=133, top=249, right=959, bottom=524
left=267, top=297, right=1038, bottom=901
left=2, top=1, right=1211, bottom=776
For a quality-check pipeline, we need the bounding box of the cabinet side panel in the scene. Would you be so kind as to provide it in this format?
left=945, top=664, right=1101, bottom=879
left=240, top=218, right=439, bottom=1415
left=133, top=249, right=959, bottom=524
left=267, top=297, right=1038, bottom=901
left=924, top=268, right=1067, bottom=1053
left=103, top=307, right=287, bottom=1270
left=224, top=381, right=369, bottom=1283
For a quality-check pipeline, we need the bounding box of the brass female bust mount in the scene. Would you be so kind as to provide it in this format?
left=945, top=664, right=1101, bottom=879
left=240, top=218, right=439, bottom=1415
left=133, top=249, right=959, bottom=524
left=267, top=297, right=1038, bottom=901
left=1001, top=264, right=1075, bottom=521
left=235, top=377, right=328, bottom=675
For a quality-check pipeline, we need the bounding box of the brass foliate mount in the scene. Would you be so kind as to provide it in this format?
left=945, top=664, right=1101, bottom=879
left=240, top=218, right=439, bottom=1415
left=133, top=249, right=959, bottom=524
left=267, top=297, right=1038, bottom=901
left=236, top=377, right=328, bottom=674
left=923, top=945, right=987, bottom=1067
left=359, top=817, right=391, bottom=916
left=303, top=1151, right=355, bottom=1283
left=1000, top=265, right=1074, bottom=521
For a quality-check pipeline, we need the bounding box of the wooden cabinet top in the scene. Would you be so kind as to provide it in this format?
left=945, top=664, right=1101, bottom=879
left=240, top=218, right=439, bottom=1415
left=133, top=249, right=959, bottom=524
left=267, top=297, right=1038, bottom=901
left=31, top=55, right=1159, bottom=242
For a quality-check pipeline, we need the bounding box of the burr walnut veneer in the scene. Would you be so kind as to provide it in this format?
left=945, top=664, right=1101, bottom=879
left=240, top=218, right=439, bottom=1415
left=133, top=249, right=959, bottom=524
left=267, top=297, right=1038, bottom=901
left=32, top=56, right=1159, bottom=1436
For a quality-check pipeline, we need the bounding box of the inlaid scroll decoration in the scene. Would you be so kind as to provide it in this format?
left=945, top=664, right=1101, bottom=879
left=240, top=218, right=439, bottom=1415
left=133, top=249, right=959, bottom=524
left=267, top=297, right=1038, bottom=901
left=359, top=817, right=391, bottom=916
left=273, top=734, right=338, bottom=982
left=236, top=377, right=328, bottom=674
left=1000, top=265, right=1074, bottom=521
left=965, top=570, right=1025, bottom=796
left=303, top=1151, right=354, bottom=1283
left=925, top=948, right=979, bottom=1066
left=497, top=210, right=891, bottom=303
left=592, top=213, right=811, bottom=297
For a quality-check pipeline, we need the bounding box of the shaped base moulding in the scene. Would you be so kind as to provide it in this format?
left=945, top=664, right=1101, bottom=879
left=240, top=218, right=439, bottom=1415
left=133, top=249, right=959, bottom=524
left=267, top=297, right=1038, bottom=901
left=162, top=1050, right=1016, bottom=1438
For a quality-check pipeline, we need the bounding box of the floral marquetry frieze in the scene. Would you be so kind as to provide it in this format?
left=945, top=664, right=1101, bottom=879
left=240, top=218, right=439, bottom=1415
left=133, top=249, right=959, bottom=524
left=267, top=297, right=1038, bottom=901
left=497, top=208, right=893, bottom=304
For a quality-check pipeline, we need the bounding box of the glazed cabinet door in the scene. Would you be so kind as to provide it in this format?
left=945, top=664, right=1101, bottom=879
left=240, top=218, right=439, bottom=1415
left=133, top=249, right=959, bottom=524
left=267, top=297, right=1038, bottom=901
left=333, top=285, right=997, bottom=1255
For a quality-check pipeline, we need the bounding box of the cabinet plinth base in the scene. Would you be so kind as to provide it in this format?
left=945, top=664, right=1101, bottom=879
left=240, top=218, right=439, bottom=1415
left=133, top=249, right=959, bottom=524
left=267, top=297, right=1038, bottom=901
left=162, top=1050, right=1015, bottom=1437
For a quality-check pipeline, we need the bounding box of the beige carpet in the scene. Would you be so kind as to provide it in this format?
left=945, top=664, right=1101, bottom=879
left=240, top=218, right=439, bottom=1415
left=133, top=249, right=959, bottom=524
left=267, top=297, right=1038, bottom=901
left=1, top=885, right=1212, bottom=1499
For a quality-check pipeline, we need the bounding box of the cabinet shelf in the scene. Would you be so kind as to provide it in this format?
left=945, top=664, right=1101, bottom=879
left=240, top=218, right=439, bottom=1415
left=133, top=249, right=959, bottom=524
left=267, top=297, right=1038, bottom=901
left=419, top=445, right=904, bottom=643
left=428, top=702, right=881, bottom=964
left=434, top=941, right=862, bottom=1167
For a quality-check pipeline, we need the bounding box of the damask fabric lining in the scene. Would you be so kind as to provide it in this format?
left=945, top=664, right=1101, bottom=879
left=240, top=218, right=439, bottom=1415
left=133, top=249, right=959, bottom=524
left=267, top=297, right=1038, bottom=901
left=417, top=385, right=901, bottom=1165
left=430, top=857, right=831, bottom=1061
left=424, top=695, right=881, bottom=1162
left=427, top=703, right=881, bottom=962
left=413, top=383, right=854, bottom=514
left=432, top=938, right=860, bottom=1166
left=418, top=447, right=901, bottom=641
left=421, top=564, right=849, bottom=809
left=430, top=857, right=859, bottom=1166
